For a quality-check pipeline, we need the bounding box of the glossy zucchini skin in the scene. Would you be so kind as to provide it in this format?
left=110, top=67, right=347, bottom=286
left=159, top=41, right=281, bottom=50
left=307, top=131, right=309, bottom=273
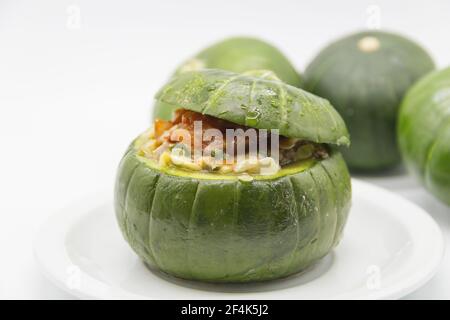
left=156, top=69, right=349, bottom=146
left=398, top=68, right=450, bottom=205
left=153, top=37, right=301, bottom=120
left=115, top=147, right=351, bottom=282
left=304, top=31, right=435, bottom=171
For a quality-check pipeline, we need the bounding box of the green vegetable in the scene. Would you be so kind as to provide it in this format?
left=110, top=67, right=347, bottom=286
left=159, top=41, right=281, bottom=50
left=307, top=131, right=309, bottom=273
left=153, top=37, right=302, bottom=120
left=116, top=147, right=351, bottom=282
left=156, top=69, right=349, bottom=146
left=115, top=69, right=351, bottom=282
left=304, top=31, right=435, bottom=171
left=398, top=67, right=450, bottom=205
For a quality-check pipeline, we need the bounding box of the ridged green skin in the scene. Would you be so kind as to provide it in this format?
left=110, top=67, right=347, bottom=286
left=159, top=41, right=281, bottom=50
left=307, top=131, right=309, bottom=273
left=156, top=69, right=350, bottom=146
left=116, top=69, right=351, bottom=282
left=153, top=37, right=302, bottom=120
left=398, top=68, right=450, bottom=205
left=115, top=147, right=351, bottom=282
left=304, top=31, right=435, bottom=171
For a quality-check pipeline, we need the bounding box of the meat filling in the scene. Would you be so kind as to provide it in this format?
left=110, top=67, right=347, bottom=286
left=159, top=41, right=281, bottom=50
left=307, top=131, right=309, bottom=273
left=137, top=109, right=329, bottom=176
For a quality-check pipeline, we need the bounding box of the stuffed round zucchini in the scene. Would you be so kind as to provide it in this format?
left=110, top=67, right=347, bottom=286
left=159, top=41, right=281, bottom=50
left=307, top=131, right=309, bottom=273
left=398, top=67, right=450, bottom=205
left=153, top=37, right=301, bottom=120
left=304, top=31, right=435, bottom=171
left=115, top=69, right=351, bottom=282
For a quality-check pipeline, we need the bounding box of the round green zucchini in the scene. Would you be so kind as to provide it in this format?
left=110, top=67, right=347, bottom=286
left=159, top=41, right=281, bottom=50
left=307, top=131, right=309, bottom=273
left=115, top=69, right=351, bottom=282
left=153, top=37, right=301, bottom=120
left=398, top=67, right=450, bottom=205
left=115, top=146, right=351, bottom=282
left=304, top=31, right=435, bottom=171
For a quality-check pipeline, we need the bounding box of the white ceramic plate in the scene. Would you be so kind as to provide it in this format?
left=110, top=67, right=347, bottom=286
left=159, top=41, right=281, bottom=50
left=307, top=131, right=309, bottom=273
left=34, top=179, right=444, bottom=300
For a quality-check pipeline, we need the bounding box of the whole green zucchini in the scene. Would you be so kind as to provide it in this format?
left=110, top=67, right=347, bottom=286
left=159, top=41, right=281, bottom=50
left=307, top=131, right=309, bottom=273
left=116, top=69, right=351, bottom=282
left=304, top=31, right=435, bottom=171
left=398, top=67, right=450, bottom=205
left=153, top=37, right=301, bottom=120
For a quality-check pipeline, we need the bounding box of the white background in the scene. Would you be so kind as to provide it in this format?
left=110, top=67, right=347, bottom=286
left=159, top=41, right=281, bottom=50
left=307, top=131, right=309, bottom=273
left=0, top=0, right=449, bottom=299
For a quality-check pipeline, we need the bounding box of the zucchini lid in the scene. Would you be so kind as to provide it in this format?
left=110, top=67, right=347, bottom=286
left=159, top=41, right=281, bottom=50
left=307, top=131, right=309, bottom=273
left=155, top=69, right=350, bottom=146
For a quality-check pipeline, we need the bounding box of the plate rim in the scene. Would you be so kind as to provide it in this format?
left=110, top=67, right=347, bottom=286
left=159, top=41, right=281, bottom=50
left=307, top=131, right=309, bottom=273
left=33, top=179, right=445, bottom=300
